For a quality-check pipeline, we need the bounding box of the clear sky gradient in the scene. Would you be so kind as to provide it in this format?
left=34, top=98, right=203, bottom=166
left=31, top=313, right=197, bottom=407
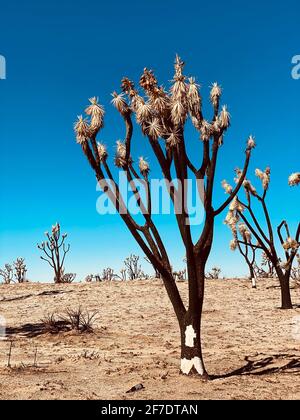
left=0, top=0, right=299, bottom=281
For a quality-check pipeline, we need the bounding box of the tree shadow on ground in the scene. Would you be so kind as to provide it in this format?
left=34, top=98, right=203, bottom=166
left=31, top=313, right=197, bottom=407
left=211, top=354, right=300, bottom=380
left=5, top=321, right=70, bottom=338
left=0, top=290, right=73, bottom=303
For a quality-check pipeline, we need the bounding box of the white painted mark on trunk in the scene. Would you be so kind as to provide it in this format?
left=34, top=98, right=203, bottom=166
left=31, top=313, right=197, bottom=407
left=252, top=278, right=256, bottom=288
left=181, top=357, right=204, bottom=376
left=185, top=325, right=196, bottom=348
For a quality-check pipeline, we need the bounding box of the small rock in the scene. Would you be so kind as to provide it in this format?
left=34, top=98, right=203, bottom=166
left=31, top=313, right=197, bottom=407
left=126, top=383, right=144, bottom=394
left=161, top=371, right=169, bottom=380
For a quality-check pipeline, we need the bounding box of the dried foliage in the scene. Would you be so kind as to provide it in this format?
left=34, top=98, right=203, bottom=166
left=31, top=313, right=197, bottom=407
left=288, top=173, right=300, bottom=187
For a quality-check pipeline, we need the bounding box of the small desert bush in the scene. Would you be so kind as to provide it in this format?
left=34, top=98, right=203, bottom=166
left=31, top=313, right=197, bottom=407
left=61, top=307, right=98, bottom=332
left=41, top=307, right=98, bottom=334
left=40, top=313, right=70, bottom=334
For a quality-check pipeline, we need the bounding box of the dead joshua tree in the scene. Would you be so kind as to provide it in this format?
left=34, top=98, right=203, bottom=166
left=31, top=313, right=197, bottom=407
left=85, top=274, right=101, bottom=282
left=120, top=268, right=127, bottom=281
left=102, top=267, right=115, bottom=281
left=291, top=254, right=300, bottom=282
left=38, top=223, right=71, bottom=284
left=173, top=269, right=187, bottom=281
left=0, top=264, right=13, bottom=284
left=13, top=258, right=27, bottom=283
left=254, top=251, right=276, bottom=279
left=206, top=266, right=221, bottom=280
left=124, top=254, right=143, bottom=280
left=225, top=170, right=300, bottom=309
left=60, top=272, right=76, bottom=283
left=74, top=56, right=253, bottom=377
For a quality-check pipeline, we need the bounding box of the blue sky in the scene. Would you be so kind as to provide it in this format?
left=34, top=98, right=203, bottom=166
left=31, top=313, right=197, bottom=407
left=0, top=0, right=299, bottom=281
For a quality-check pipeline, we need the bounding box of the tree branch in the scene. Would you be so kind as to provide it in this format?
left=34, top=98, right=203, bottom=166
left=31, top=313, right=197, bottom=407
left=214, top=149, right=251, bottom=216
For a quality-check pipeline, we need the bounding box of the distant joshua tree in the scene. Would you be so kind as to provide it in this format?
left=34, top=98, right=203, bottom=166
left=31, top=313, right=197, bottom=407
left=206, top=267, right=221, bottom=280
left=0, top=264, right=13, bottom=284
left=124, top=254, right=143, bottom=280
left=102, top=267, right=115, bottom=281
left=85, top=274, right=102, bottom=282
left=291, top=254, right=300, bottom=282
left=38, top=223, right=71, bottom=284
left=61, top=273, right=76, bottom=283
left=173, top=269, right=187, bottom=281
left=120, top=268, right=127, bottom=281
left=225, top=170, right=299, bottom=309
left=256, top=252, right=275, bottom=279
left=13, top=258, right=27, bottom=283
left=74, top=56, right=253, bottom=377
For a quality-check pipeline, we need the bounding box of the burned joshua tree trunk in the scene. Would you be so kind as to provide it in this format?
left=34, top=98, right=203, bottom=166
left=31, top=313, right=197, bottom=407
left=38, top=223, right=71, bottom=284
left=225, top=170, right=300, bottom=309
left=74, top=56, right=253, bottom=377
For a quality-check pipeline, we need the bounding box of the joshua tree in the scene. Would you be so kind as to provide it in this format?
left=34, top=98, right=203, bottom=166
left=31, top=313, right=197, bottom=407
left=258, top=251, right=275, bottom=278
left=173, top=269, right=187, bottom=281
left=124, top=254, right=143, bottom=280
left=291, top=254, right=300, bottom=281
left=38, top=223, right=71, bottom=283
left=120, top=268, right=127, bottom=281
left=74, top=56, right=253, bottom=377
left=85, top=274, right=102, bottom=282
left=61, top=273, right=76, bottom=283
left=102, top=267, right=115, bottom=281
left=0, top=264, right=13, bottom=284
left=225, top=170, right=299, bottom=309
left=206, top=266, right=221, bottom=280
left=13, top=258, right=27, bottom=283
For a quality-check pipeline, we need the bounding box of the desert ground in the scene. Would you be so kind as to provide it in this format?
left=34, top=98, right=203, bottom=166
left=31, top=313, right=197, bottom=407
left=0, top=278, right=299, bottom=400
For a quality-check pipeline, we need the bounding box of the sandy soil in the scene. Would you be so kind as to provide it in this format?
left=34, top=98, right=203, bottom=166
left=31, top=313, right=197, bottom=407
left=0, top=279, right=299, bottom=400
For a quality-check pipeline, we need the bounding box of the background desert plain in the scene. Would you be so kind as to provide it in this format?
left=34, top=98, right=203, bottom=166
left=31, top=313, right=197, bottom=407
left=0, top=278, right=300, bottom=400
